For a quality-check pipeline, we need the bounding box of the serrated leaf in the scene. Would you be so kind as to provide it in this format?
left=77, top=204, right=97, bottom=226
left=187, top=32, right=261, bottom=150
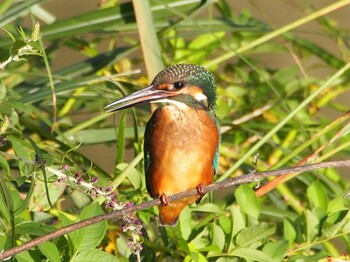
left=307, top=181, right=328, bottom=210
left=235, top=223, right=275, bottom=248
left=342, top=219, right=350, bottom=234
left=323, top=219, right=346, bottom=238
left=326, top=209, right=348, bottom=225
left=234, top=184, right=260, bottom=219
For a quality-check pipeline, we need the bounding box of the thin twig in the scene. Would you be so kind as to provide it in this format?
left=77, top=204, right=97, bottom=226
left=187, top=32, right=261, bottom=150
left=1, top=160, right=350, bottom=260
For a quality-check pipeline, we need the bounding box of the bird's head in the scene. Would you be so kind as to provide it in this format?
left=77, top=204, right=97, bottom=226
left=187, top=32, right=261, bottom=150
left=105, top=64, right=216, bottom=112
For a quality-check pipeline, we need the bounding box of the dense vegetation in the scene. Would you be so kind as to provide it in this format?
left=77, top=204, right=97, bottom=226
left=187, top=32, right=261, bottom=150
left=1, top=0, right=350, bottom=261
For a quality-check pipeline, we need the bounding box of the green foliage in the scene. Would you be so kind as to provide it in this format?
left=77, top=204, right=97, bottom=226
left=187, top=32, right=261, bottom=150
left=0, top=0, right=350, bottom=261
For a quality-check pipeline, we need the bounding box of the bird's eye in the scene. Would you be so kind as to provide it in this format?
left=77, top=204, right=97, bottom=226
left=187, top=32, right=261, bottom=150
left=173, top=81, right=185, bottom=89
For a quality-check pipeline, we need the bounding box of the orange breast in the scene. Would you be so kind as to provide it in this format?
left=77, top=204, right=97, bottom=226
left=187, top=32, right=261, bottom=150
left=144, top=104, right=220, bottom=225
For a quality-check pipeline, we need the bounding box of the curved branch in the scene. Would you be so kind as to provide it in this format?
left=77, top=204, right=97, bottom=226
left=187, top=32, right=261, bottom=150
left=1, top=160, right=350, bottom=260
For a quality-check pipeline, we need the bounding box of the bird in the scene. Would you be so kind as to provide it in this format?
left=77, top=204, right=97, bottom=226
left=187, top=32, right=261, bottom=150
left=105, top=64, right=220, bottom=226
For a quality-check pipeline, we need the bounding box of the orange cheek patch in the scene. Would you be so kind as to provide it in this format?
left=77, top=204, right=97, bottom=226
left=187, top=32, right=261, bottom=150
left=158, top=83, right=170, bottom=90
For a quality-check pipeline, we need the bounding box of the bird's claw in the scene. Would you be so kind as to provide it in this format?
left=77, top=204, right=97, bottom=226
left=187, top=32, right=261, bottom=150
left=160, top=194, right=170, bottom=206
left=196, top=184, right=205, bottom=204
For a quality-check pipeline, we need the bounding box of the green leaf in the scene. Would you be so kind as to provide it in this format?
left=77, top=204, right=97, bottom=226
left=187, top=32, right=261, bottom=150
left=303, top=210, right=319, bottom=243
left=327, top=196, right=346, bottom=214
left=307, top=180, right=328, bottom=210
left=0, top=234, right=6, bottom=251
left=38, top=241, right=60, bottom=262
left=323, top=219, right=346, bottom=238
left=234, top=184, right=260, bottom=219
left=185, top=32, right=225, bottom=63
left=116, top=163, right=142, bottom=189
left=342, top=218, right=350, bottom=234
left=177, top=238, right=190, bottom=254
left=29, top=179, right=66, bottom=212
left=198, top=244, right=221, bottom=253
left=7, top=183, right=24, bottom=216
left=0, top=170, right=12, bottom=223
left=15, top=251, right=36, bottom=262
left=15, top=222, right=54, bottom=236
left=191, top=227, right=209, bottom=249
left=230, top=205, right=245, bottom=238
left=289, top=250, right=328, bottom=261
left=137, top=210, right=150, bottom=225
left=235, top=223, right=275, bottom=248
left=209, top=223, right=226, bottom=253
left=74, top=249, right=119, bottom=262
left=283, top=218, right=297, bottom=244
left=116, top=234, right=131, bottom=258
left=229, top=247, right=273, bottom=262
left=7, top=135, right=33, bottom=177
left=191, top=203, right=225, bottom=214
left=179, top=206, right=192, bottom=240
left=218, top=213, right=231, bottom=236
left=184, top=251, right=207, bottom=262
left=216, top=258, right=237, bottom=262
left=327, top=209, right=348, bottom=225
left=68, top=203, right=107, bottom=255
left=262, top=241, right=288, bottom=262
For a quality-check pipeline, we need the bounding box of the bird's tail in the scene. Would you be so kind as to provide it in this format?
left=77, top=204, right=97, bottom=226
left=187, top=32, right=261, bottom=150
left=158, top=196, right=198, bottom=226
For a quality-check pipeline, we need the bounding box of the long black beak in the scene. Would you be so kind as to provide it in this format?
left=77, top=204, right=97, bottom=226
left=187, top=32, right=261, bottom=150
left=105, top=85, right=177, bottom=112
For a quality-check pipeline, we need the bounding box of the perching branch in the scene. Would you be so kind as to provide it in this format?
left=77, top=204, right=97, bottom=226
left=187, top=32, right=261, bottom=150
left=1, top=160, right=350, bottom=260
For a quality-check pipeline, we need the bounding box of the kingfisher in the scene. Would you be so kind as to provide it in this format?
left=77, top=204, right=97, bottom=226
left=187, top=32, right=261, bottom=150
left=105, top=64, right=220, bottom=225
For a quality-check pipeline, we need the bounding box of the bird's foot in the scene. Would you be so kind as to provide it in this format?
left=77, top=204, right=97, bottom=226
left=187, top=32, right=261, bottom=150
left=160, top=194, right=170, bottom=206
left=196, top=184, right=206, bottom=204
